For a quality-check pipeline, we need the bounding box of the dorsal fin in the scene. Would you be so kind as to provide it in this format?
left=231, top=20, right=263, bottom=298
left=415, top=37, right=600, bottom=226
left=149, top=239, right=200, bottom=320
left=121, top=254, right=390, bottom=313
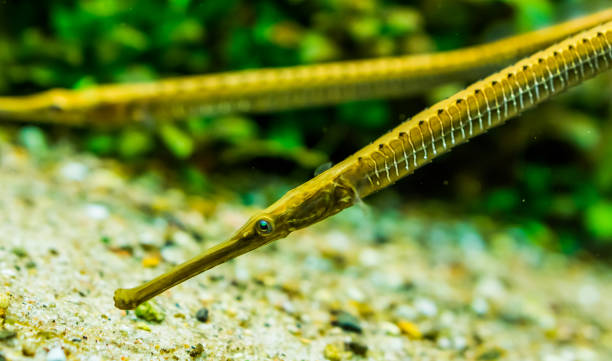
left=314, top=162, right=333, bottom=177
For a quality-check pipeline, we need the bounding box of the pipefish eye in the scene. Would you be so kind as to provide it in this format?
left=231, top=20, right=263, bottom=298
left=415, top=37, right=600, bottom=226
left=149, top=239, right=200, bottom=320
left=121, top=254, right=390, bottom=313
left=48, top=104, right=63, bottom=112
left=255, top=219, right=273, bottom=235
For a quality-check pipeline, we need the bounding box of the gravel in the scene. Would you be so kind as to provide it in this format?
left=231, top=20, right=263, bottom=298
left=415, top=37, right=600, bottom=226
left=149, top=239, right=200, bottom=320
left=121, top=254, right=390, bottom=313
left=195, top=308, right=209, bottom=323
left=0, top=138, right=611, bottom=360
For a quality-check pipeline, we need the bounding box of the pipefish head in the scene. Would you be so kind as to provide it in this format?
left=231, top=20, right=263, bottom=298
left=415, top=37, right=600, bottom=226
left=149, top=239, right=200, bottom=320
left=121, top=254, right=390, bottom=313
left=0, top=89, right=91, bottom=125
left=0, top=88, right=132, bottom=126
left=114, top=170, right=356, bottom=309
left=247, top=172, right=356, bottom=238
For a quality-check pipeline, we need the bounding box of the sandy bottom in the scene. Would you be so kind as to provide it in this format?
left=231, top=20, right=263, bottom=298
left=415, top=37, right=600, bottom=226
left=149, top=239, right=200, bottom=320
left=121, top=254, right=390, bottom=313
left=0, top=139, right=611, bottom=361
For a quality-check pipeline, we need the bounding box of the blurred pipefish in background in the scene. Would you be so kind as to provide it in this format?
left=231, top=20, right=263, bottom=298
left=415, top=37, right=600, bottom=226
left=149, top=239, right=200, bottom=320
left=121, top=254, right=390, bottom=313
left=2, top=9, right=609, bottom=126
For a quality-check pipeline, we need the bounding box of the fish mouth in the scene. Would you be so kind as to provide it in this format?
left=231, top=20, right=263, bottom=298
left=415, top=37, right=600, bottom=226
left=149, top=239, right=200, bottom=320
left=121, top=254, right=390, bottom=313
left=114, top=230, right=261, bottom=310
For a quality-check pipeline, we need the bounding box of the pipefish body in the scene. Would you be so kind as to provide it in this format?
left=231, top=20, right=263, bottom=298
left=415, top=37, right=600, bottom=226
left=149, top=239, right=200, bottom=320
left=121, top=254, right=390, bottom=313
left=114, top=21, right=612, bottom=310
left=0, top=9, right=611, bottom=126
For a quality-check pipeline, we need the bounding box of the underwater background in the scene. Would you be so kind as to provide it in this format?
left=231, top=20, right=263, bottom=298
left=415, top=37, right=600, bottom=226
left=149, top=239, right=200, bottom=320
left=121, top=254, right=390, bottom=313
left=0, top=1, right=611, bottom=360
left=2, top=0, right=611, bottom=255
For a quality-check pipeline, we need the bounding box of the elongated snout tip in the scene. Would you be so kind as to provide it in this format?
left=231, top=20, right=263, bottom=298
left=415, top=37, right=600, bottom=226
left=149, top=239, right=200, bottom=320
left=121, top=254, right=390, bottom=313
left=112, top=233, right=262, bottom=310
left=114, top=288, right=141, bottom=310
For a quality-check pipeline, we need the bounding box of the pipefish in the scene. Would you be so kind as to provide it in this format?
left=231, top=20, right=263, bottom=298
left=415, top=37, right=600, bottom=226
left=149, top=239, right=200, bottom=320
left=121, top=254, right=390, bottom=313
left=114, top=21, right=612, bottom=310
left=0, top=9, right=611, bottom=126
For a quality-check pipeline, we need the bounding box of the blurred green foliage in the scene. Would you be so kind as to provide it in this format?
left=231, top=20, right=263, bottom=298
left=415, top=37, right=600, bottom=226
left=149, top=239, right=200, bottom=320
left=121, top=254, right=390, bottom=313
left=1, top=0, right=611, bottom=254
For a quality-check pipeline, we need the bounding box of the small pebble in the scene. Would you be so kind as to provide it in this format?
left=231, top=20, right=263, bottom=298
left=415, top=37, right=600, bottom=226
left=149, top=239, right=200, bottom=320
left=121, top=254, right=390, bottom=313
left=0, top=269, right=16, bottom=277
left=135, top=322, right=151, bottom=331
left=0, top=294, right=9, bottom=309
left=380, top=321, right=401, bottom=336
left=142, top=255, right=161, bottom=268
left=22, top=341, right=36, bottom=356
left=160, top=245, right=184, bottom=265
left=453, top=335, right=467, bottom=350
left=358, top=248, right=381, bottom=266
left=288, top=324, right=301, bottom=335
left=280, top=280, right=301, bottom=296
left=138, top=231, right=161, bottom=249
left=47, top=346, right=66, bottom=361
left=195, top=307, right=209, bottom=323
left=0, top=329, right=16, bottom=340
left=397, top=320, right=422, bottom=339
left=189, top=343, right=204, bottom=358
left=346, top=287, right=365, bottom=302
left=11, top=248, right=28, bottom=258
left=323, top=343, right=342, bottom=361
left=349, top=300, right=374, bottom=317
left=393, top=304, right=417, bottom=321
left=438, top=336, right=452, bottom=349
left=471, top=297, right=489, bottom=316
left=344, top=340, right=368, bottom=356
left=475, top=277, right=506, bottom=302
left=477, top=346, right=505, bottom=360
left=235, top=266, right=250, bottom=283
left=0, top=293, right=9, bottom=323
left=59, top=162, right=88, bottom=181
left=282, top=300, right=296, bottom=315
left=577, top=284, right=600, bottom=307
left=134, top=301, right=165, bottom=323
left=414, top=298, right=437, bottom=318
left=422, top=328, right=440, bottom=341
left=327, top=231, right=351, bottom=252
left=331, top=311, right=362, bottom=333
left=84, top=204, right=109, bottom=220
left=171, top=230, right=196, bottom=247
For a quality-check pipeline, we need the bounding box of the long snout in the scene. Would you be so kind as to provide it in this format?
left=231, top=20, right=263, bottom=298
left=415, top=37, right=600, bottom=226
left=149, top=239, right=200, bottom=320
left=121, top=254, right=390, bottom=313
left=113, top=228, right=264, bottom=310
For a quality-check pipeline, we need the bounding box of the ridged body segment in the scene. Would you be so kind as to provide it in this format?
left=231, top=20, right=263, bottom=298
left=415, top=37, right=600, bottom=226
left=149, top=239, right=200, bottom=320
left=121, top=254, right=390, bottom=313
left=336, top=22, right=612, bottom=198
